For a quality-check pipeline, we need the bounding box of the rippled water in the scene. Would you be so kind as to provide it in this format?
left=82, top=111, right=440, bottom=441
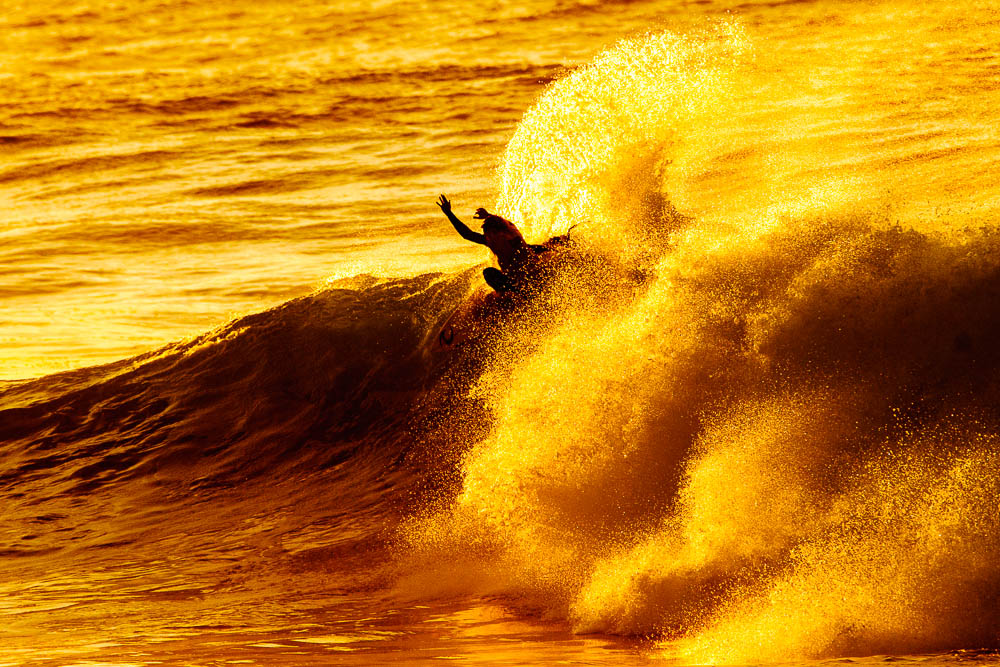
left=4, top=0, right=1000, bottom=664
left=5, top=0, right=1000, bottom=379
left=1, top=0, right=580, bottom=377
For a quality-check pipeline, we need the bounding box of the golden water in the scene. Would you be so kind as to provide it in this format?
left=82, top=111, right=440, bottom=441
left=2, top=0, right=1000, bottom=665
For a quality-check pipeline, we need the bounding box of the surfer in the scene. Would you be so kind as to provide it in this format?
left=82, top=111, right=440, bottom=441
left=436, top=194, right=549, bottom=294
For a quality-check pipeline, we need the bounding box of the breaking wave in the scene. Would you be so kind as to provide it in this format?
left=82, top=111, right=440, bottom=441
left=4, top=22, right=1000, bottom=665
left=399, top=25, right=1000, bottom=663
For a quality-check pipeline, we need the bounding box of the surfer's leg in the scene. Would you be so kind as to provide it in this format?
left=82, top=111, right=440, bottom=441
left=483, top=267, right=514, bottom=293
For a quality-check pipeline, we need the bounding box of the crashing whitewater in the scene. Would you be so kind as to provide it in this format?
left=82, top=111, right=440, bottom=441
left=399, top=24, right=1000, bottom=662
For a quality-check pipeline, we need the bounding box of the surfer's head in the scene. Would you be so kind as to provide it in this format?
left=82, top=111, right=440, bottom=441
left=481, top=214, right=524, bottom=247
left=472, top=207, right=525, bottom=254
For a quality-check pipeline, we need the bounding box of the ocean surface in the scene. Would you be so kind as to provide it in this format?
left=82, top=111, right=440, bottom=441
left=3, top=0, right=1000, bottom=664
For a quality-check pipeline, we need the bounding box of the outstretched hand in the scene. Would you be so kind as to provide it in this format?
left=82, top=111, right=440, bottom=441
left=436, top=194, right=452, bottom=214
left=473, top=207, right=490, bottom=219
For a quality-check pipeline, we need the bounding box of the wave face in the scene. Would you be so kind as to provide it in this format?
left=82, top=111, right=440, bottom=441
left=0, top=270, right=481, bottom=558
left=399, top=26, right=1000, bottom=662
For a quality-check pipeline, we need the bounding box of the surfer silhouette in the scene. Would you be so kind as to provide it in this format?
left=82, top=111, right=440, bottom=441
left=437, top=194, right=549, bottom=294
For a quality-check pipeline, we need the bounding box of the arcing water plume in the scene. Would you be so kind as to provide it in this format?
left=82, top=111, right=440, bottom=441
left=401, top=25, right=1000, bottom=664
left=494, top=22, right=750, bottom=257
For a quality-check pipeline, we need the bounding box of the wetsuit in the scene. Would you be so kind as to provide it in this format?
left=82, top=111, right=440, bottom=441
left=442, top=206, right=547, bottom=294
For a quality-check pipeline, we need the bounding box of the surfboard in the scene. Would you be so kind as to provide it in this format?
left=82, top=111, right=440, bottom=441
left=438, top=284, right=518, bottom=349
left=437, top=232, right=583, bottom=350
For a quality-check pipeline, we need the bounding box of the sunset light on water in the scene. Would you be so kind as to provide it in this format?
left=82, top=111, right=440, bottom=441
left=3, top=0, right=1000, bottom=665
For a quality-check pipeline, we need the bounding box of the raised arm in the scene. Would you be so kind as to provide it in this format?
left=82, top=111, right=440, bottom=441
left=437, top=195, right=486, bottom=245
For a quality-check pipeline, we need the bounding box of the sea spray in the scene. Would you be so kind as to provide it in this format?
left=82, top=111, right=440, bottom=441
left=401, top=25, right=1000, bottom=662
left=494, top=22, right=751, bottom=255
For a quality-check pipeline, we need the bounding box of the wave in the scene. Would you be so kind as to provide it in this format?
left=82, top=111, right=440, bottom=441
left=0, top=270, right=482, bottom=546
left=5, top=20, right=1000, bottom=664
left=396, top=25, right=1000, bottom=663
